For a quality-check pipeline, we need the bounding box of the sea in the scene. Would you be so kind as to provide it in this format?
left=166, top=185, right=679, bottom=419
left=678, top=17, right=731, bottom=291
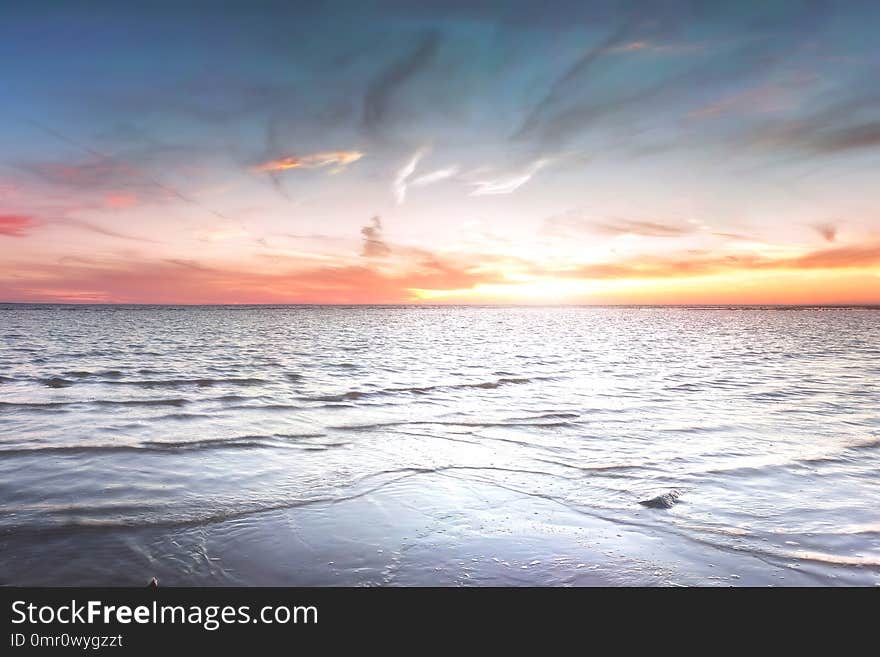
left=1, top=304, right=878, bottom=586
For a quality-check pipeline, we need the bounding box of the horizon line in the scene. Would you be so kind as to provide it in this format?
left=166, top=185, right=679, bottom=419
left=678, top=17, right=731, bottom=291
left=3, top=301, right=880, bottom=309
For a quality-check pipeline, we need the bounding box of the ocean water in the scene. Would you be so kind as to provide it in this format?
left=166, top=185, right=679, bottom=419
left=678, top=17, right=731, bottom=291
left=1, top=304, right=878, bottom=586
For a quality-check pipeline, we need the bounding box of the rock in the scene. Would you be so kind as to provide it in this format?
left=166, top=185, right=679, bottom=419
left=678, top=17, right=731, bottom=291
left=147, top=577, right=159, bottom=589
left=639, top=491, right=681, bottom=509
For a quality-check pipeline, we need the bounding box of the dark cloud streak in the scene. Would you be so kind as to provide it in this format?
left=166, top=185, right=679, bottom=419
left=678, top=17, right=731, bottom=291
left=362, top=31, right=441, bottom=137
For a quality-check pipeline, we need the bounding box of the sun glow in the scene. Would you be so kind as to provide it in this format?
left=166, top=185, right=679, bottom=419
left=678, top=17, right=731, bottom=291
left=409, top=265, right=880, bottom=305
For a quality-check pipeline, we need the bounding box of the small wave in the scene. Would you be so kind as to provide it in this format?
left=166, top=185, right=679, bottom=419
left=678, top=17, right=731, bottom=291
left=849, top=435, right=880, bottom=451
left=0, top=401, right=72, bottom=411
left=91, top=398, right=189, bottom=408
left=791, top=550, right=880, bottom=567
left=28, top=374, right=268, bottom=389
left=62, top=369, right=124, bottom=379
left=308, top=391, right=370, bottom=402
left=213, top=394, right=250, bottom=402
left=533, top=457, right=643, bottom=474
left=109, top=377, right=268, bottom=389
left=0, top=433, right=329, bottom=457
left=39, top=377, right=74, bottom=388
left=157, top=412, right=214, bottom=420
left=224, top=403, right=303, bottom=411
left=139, top=433, right=326, bottom=451
left=507, top=412, right=580, bottom=421
left=696, top=436, right=880, bottom=478
left=0, top=398, right=188, bottom=410
left=332, top=418, right=571, bottom=431
left=303, top=376, right=539, bottom=403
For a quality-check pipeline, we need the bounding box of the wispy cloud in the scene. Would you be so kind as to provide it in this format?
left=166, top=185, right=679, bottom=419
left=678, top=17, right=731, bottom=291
left=549, top=242, right=880, bottom=281
left=690, top=76, right=815, bottom=119
left=254, top=150, right=364, bottom=174
left=813, top=223, right=838, bottom=243
left=604, top=41, right=649, bottom=53
left=0, top=214, right=38, bottom=237
left=392, top=147, right=428, bottom=204
left=23, top=120, right=232, bottom=221
left=543, top=212, right=694, bottom=238
left=514, top=21, right=637, bottom=139
left=810, top=123, right=880, bottom=154
left=363, top=31, right=441, bottom=136
left=411, top=165, right=459, bottom=188
left=59, top=218, right=162, bottom=244
left=745, top=92, right=880, bottom=156
left=196, top=224, right=250, bottom=242
left=361, top=216, right=391, bottom=258
left=469, top=159, right=548, bottom=196
left=104, top=192, right=138, bottom=209
left=24, top=159, right=140, bottom=190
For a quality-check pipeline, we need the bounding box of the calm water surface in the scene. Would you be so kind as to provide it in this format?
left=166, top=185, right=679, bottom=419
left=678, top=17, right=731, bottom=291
left=1, top=305, right=878, bottom=586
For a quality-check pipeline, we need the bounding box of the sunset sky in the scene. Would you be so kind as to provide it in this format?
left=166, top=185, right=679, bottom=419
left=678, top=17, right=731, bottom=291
left=1, top=1, right=879, bottom=304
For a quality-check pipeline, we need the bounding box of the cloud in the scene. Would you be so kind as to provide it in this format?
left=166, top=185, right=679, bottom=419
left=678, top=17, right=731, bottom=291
left=25, top=159, right=140, bottom=190
left=469, top=159, right=548, bottom=196
left=544, top=212, right=694, bottom=238
left=813, top=223, right=837, bottom=243
left=594, top=219, right=693, bottom=238
left=58, top=219, right=162, bottom=244
left=254, top=150, right=364, bottom=174
left=196, top=224, right=250, bottom=242
left=515, top=20, right=637, bottom=139
left=548, top=242, right=880, bottom=281
left=810, top=123, right=880, bottom=154
left=363, top=31, right=441, bottom=135
left=4, top=235, right=879, bottom=304
left=746, top=93, right=880, bottom=156
left=0, top=214, right=38, bottom=237
left=604, top=40, right=649, bottom=53
left=411, top=166, right=460, bottom=188
left=23, top=120, right=232, bottom=221
left=711, top=231, right=772, bottom=244
left=361, top=216, right=391, bottom=258
left=514, top=23, right=811, bottom=151
left=392, top=147, right=428, bottom=204
left=789, top=243, right=880, bottom=270
left=104, top=192, right=138, bottom=209
left=689, top=76, right=816, bottom=119
left=0, top=251, right=505, bottom=304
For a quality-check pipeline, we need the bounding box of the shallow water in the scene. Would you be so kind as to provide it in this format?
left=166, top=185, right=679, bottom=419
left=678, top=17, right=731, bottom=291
left=1, top=304, right=878, bottom=586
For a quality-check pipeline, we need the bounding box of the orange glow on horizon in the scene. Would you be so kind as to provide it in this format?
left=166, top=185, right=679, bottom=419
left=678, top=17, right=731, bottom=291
left=2, top=249, right=878, bottom=305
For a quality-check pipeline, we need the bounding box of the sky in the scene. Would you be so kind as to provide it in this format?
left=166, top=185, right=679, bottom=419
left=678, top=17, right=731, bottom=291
left=1, top=0, right=879, bottom=304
